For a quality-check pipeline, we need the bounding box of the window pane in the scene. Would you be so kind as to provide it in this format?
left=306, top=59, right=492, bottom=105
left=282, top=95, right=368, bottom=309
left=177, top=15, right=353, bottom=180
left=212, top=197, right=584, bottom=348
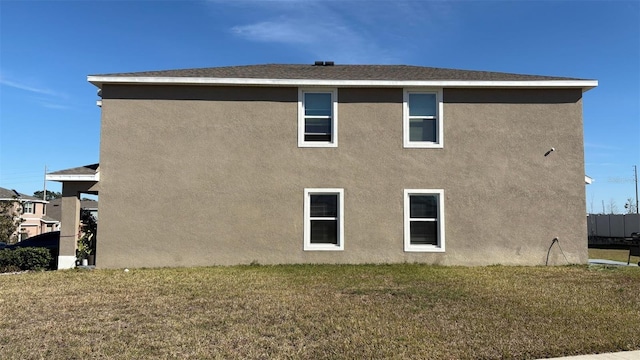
left=409, top=119, right=436, bottom=142
left=310, top=194, right=337, bottom=217
left=305, top=118, right=331, bottom=135
left=310, top=220, right=338, bottom=244
left=305, top=93, right=332, bottom=116
left=410, top=195, right=438, bottom=218
left=410, top=221, right=438, bottom=245
left=409, top=93, right=436, bottom=117
left=23, top=202, right=33, bottom=214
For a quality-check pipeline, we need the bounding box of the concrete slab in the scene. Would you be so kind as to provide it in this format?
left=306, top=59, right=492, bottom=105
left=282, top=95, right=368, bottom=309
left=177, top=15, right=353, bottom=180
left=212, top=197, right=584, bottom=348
left=588, top=259, right=639, bottom=266
left=541, top=350, right=640, bottom=360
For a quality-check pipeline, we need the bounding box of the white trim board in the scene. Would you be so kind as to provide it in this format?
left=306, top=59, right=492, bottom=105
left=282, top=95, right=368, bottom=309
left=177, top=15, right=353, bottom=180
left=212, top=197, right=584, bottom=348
left=46, top=173, right=100, bottom=182
left=88, top=76, right=598, bottom=91
left=57, top=256, right=76, bottom=270
left=40, top=219, right=60, bottom=224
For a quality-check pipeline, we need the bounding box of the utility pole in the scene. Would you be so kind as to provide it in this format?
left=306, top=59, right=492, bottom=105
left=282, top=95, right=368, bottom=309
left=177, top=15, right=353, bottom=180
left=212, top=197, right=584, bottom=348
left=42, top=165, right=47, bottom=201
left=635, top=165, right=638, bottom=214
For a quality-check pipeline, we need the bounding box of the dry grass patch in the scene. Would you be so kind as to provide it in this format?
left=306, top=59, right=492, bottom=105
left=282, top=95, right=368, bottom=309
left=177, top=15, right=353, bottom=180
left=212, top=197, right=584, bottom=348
left=1, top=264, right=639, bottom=359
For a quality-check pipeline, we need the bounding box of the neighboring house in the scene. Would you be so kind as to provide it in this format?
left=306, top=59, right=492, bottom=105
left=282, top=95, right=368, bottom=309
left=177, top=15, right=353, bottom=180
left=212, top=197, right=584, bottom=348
left=0, top=187, right=60, bottom=241
left=48, top=63, right=597, bottom=269
left=47, top=198, right=99, bottom=225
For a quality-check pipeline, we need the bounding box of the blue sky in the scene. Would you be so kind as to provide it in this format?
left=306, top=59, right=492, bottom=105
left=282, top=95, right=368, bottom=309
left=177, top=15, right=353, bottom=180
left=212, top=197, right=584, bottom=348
left=0, top=0, right=638, bottom=212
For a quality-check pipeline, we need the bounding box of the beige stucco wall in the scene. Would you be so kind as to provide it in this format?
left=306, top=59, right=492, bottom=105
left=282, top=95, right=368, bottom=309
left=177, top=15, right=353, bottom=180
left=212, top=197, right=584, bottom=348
left=96, top=85, right=587, bottom=268
left=59, top=181, right=100, bottom=259
left=19, top=202, right=44, bottom=237
left=18, top=202, right=58, bottom=239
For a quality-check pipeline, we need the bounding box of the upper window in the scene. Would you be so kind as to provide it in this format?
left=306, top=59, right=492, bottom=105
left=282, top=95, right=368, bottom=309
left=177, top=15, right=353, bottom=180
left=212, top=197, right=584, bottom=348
left=404, top=189, right=445, bottom=252
left=304, top=188, right=344, bottom=251
left=298, top=89, right=338, bottom=147
left=22, top=202, right=34, bottom=214
left=403, top=90, right=443, bottom=148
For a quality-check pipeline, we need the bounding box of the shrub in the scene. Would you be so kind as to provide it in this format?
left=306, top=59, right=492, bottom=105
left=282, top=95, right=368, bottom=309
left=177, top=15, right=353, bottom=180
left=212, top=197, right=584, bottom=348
left=0, top=247, right=53, bottom=272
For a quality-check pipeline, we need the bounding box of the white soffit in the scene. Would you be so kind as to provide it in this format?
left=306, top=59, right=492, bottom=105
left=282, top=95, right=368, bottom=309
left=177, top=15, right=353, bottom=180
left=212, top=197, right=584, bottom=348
left=46, top=173, right=100, bottom=182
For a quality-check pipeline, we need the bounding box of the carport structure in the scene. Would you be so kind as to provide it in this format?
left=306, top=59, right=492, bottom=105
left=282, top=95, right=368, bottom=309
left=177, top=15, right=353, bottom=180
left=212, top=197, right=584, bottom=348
left=46, top=164, right=99, bottom=269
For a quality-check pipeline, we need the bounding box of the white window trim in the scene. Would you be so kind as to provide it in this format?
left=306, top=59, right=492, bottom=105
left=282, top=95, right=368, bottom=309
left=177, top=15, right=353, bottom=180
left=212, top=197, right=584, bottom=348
left=404, top=189, right=445, bottom=252
left=22, top=202, right=34, bottom=214
left=403, top=89, right=443, bottom=148
left=298, top=88, right=338, bottom=148
left=304, top=188, right=344, bottom=251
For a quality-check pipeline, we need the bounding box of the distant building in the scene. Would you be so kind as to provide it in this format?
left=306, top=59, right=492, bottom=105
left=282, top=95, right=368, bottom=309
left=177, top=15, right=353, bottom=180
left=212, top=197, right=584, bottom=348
left=0, top=187, right=60, bottom=241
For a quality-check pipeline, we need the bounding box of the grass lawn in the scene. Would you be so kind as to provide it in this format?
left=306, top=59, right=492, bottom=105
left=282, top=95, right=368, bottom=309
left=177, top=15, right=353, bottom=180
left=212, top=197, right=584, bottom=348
left=1, top=264, right=639, bottom=359
left=589, top=248, right=640, bottom=264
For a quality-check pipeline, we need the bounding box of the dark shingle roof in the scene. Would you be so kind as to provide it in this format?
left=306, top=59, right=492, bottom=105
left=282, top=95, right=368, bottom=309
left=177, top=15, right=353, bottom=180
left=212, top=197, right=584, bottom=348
left=91, top=64, right=588, bottom=82
left=0, top=187, right=40, bottom=201
left=48, top=164, right=99, bottom=176
left=0, top=187, right=20, bottom=199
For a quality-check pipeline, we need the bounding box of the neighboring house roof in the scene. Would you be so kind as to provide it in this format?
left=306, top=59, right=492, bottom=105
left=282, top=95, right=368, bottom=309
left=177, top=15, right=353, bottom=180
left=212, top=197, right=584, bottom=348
left=0, top=186, right=45, bottom=202
left=46, top=198, right=98, bottom=222
left=46, top=164, right=100, bottom=182
left=41, top=216, right=59, bottom=224
left=88, top=63, right=598, bottom=91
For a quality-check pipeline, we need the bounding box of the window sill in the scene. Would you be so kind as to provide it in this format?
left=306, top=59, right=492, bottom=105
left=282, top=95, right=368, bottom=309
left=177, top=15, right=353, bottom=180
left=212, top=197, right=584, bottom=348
left=404, top=245, right=445, bottom=252
left=403, top=142, right=443, bottom=149
left=298, top=142, right=338, bottom=148
left=304, top=245, right=344, bottom=251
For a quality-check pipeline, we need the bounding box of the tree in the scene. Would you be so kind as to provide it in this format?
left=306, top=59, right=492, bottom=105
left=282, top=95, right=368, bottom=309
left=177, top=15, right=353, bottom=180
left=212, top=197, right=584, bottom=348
left=624, top=198, right=638, bottom=214
left=0, top=197, right=24, bottom=244
left=33, top=190, right=62, bottom=201
left=607, top=198, right=619, bottom=214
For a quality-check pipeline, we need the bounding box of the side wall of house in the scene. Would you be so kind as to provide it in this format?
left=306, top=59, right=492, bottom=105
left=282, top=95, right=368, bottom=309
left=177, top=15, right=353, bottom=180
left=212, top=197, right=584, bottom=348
left=96, top=85, right=586, bottom=268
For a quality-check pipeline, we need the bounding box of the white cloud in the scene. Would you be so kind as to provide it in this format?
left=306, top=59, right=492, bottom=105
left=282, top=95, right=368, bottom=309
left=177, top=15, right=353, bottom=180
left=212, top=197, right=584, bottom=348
left=212, top=0, right=455, bottom=64
left=229, top=15, right=399, bottom=63
left=231, top=20, right=316, bottom=44
left=0, top=77, right=59, bottom=97
left=0, top=72, right=71, bottom=110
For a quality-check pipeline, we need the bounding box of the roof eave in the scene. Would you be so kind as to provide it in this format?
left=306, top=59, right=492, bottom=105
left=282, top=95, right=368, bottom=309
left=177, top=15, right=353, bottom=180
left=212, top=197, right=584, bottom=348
left=0, top=197, right=47, bottom=203
left=46, top=173, right=100, bottom=182
left=41, top=218, right=60, bottom=224
left=88, top=76, right=598, bottom=92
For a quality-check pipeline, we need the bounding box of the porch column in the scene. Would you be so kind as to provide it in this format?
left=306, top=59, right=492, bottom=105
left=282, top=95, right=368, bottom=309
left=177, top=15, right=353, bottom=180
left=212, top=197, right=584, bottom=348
left=45, top=164, right=100, bottom=269
left=59, top=186, right=81, bottom=269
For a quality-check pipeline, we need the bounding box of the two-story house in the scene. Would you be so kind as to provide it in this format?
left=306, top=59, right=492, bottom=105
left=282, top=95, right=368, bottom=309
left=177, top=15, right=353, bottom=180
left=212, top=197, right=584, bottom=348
left=0, top=187, right=59, bottom=241
left=48, top=63, right=597, bottom=269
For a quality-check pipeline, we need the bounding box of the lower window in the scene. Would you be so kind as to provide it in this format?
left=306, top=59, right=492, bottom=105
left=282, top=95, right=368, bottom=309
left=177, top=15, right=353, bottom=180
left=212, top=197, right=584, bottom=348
left=304, top=188, right=344, bottom=251
left=404, top=189, right=445, bottom=252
